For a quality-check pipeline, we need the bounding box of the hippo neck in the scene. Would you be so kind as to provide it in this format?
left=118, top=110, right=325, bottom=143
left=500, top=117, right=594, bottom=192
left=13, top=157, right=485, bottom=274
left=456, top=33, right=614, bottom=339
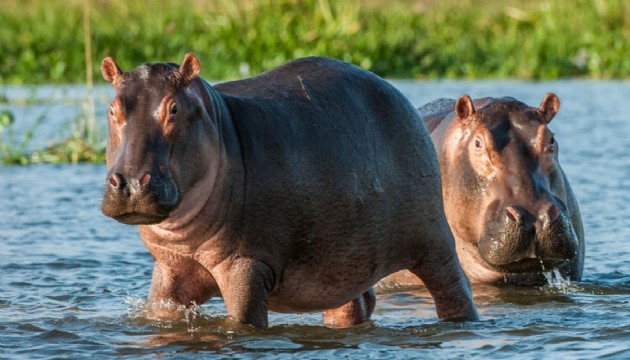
left=141, top=79, right=245, bottom=248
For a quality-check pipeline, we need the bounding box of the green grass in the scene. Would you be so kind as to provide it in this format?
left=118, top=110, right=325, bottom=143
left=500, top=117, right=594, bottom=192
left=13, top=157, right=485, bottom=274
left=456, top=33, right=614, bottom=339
left=1, top=0, right=629, bottom=84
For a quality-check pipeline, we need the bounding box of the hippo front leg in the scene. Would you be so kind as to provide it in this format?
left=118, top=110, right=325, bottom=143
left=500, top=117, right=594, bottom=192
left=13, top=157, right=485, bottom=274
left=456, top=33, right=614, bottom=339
left=323, top=288, right=376, bottom=328
left=220, top=258, right=275, bottom=329
left=147, top=261, right=217, bottom=319
left=410, top=242, right=479, bottom=321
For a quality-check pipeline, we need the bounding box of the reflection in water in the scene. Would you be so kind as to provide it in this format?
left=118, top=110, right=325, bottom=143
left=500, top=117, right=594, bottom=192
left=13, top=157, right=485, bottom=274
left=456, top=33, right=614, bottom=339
left=120, top=295, right=447, bottom=355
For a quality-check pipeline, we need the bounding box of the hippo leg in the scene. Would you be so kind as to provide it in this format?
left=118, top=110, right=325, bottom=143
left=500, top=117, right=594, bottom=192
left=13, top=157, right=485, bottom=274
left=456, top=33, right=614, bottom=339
left=322, top=288, right=376, bottom=328
left=147, top=262, right=216, bottom=319
left=410, top=235, right=479, bottom=321
left=221, top=258, right=275, bottom=329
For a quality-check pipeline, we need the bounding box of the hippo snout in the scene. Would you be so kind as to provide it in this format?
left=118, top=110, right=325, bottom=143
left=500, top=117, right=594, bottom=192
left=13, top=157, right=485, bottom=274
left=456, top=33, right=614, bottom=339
left=478, top=202, right=578, bottom=273
left=101, top=170, right=180, bottom=225
left=505, top=203, right=561, bottom=234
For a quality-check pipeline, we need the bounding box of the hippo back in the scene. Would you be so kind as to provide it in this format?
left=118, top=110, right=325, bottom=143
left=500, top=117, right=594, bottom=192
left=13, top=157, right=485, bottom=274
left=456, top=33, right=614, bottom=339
left=212, top=57, right=443, bottom=284
left=418, top=98, right=456, bottom=133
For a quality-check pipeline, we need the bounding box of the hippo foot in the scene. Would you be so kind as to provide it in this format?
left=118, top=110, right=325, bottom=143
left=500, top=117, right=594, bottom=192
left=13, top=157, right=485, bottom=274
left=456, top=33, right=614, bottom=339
left=322, top=288, right=376, bottom=328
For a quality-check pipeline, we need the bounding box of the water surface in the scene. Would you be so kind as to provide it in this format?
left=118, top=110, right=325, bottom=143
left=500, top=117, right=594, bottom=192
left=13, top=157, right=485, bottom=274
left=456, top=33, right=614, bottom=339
left=1, top=81, right=630, bottom=358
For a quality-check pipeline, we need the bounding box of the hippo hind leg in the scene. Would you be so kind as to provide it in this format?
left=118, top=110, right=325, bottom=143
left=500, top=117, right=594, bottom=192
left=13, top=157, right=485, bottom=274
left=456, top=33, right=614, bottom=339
left=409, top=239, right=479, bottom=321
left=322, top=288, right=376, bottom=328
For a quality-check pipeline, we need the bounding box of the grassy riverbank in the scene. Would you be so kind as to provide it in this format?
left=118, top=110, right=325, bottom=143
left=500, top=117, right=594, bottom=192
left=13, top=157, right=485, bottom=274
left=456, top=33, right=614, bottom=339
left=0, top=0, right=628, bottom=164
left=1, top=0, right=629, bottom=84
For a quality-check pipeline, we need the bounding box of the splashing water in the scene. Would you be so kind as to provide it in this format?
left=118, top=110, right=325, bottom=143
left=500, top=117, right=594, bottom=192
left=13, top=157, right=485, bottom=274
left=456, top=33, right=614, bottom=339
left=542, top=269, right=580, bottom=294
left=537, top=259, right=576, bottom=293
left=544, top=269, right=569, bottom=287
left=124, top=296, right=203, bottom=331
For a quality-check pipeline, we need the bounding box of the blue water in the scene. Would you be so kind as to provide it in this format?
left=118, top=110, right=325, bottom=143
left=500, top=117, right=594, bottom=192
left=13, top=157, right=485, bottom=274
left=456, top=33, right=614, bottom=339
left=1, top=80, right=630, bottom=359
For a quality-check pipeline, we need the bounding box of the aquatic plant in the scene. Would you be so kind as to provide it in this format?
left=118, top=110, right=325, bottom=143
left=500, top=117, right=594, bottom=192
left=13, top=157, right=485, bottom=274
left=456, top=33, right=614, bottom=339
left=0, top=0, right=105, bottom=165
left=0, top=110, right=41, bottom=165
left=0, top=104, right=105, bottom=165
left=31, top=103, right=106, bottom=164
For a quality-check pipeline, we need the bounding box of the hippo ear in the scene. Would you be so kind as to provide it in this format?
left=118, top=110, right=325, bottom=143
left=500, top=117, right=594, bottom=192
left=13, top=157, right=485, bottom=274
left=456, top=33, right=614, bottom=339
left=539, top=93, right=560, bottom=124
left=179, top=52, right=201, bottom=86
left=101, top=57, right=123, bottom=87
left=455, top=95, right=476, bottom=124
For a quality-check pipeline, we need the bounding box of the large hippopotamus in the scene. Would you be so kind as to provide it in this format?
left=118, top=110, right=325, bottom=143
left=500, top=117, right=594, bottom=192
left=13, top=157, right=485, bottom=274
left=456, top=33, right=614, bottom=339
left=383, top=94, right=584, bottom=286
left=100, top=53, right=478, bottom=328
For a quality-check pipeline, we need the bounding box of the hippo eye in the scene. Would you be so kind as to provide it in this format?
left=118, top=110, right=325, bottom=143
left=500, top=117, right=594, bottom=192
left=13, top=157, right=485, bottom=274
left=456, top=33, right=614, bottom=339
left=170, top=103, right=178, bottom=116
left=474, top=139, right=482, bottom=148
left=109, top=106, right=115, bottom=116
left=546, top=136, right=557, bottom=153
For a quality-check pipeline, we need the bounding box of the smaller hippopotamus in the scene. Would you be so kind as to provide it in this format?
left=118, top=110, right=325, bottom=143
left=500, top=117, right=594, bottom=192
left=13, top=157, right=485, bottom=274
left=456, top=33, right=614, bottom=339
left=100, top=53, right=478, bottom=329
left=383, top=94, right=584, bottom=286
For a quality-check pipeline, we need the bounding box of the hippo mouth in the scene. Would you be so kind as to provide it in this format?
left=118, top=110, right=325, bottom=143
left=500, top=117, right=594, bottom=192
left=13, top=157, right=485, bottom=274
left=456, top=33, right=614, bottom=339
left=110, top=212, right=169, bottom=225
left=102, top=186, right=180, bottom=225
left=486, top=257, right=570, bottom=273
left=477, top=208, right=579, bottom=275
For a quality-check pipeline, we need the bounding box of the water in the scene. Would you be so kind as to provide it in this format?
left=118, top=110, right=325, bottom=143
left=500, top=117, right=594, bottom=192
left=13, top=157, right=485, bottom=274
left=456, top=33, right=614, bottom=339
left=1, top=80, right=630, bottom=359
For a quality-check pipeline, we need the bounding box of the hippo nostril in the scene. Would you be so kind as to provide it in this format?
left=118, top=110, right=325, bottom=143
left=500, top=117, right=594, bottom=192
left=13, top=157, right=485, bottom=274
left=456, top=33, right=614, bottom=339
left=541, top=203, right=560, bottom=224
left=109, top=173, right=124, bottom=189
left=140, top=172, right=151, bottom=188
left=506, top=206, right=521, bottom=223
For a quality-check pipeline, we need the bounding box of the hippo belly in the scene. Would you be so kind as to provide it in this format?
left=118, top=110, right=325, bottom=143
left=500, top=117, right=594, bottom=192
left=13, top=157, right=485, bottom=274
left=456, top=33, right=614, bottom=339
left=267, top=219, right=423, bottom=312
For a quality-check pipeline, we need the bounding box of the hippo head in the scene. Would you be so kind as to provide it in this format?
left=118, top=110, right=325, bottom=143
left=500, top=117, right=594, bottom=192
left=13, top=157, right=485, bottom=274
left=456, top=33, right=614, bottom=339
left=100, top=53, right=212, bottom=225
left=442, top=93, right=579, bottom=277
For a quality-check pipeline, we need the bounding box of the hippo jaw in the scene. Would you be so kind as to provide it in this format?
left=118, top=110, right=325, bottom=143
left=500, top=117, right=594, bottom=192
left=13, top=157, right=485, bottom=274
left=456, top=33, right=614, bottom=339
left=112, top=213, right=166, bottom=225
left=476, top=209, right=579, bottom=274
left=483, top=257, right=569, bottom=274
left=101, top=172, right=181, bottom=225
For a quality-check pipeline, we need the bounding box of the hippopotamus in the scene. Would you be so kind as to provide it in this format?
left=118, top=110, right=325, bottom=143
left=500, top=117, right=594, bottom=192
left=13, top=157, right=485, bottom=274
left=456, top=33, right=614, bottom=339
left=100, top=53, right=478, bottom=329
left=383, top=94, right=584, bottom=286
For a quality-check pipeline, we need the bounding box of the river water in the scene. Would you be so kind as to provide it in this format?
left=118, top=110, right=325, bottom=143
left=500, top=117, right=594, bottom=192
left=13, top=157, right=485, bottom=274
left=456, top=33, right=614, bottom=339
left=1, top=80, right=629, bottom=359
